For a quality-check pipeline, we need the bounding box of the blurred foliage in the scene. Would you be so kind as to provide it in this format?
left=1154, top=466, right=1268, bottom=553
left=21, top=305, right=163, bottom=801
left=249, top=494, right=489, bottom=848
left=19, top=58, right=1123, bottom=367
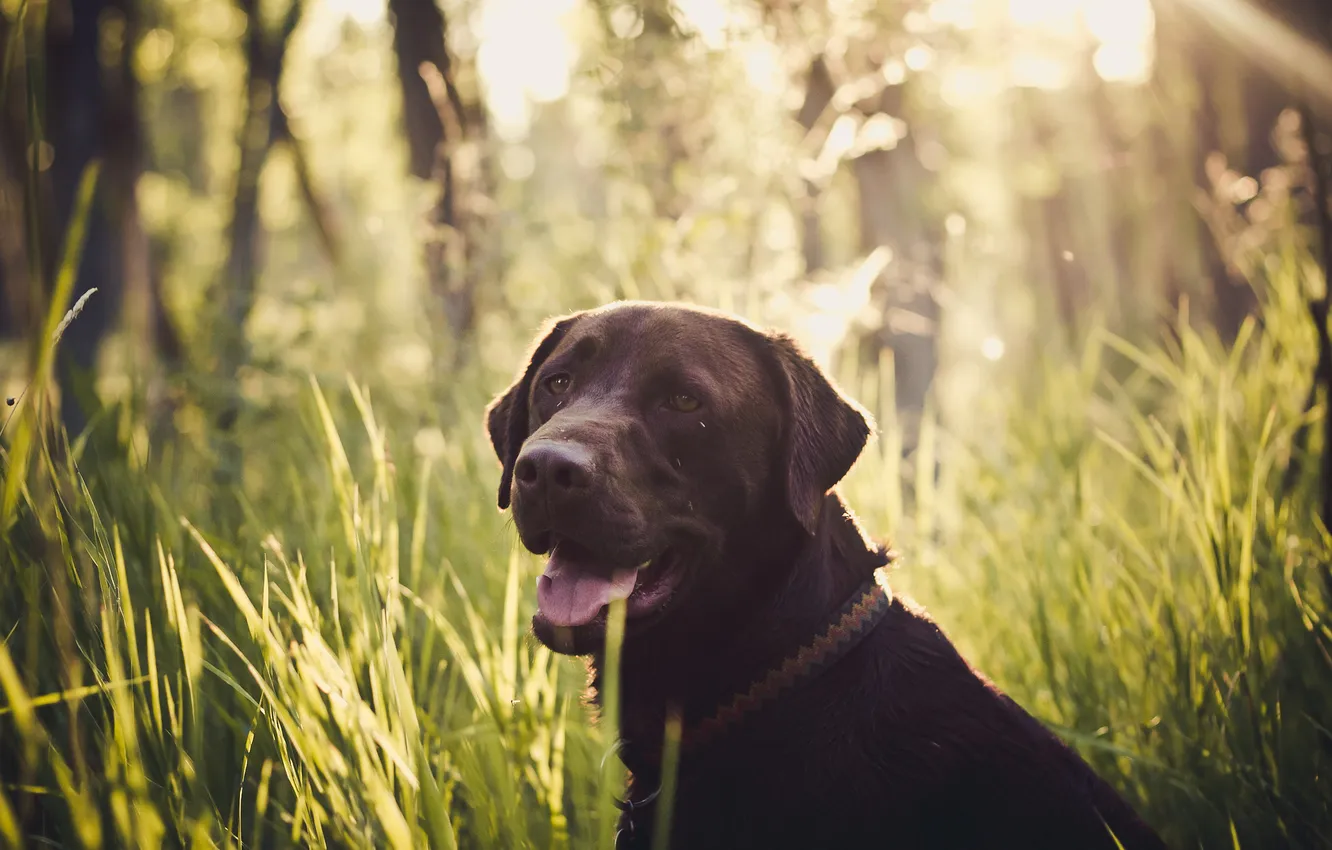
left=2, top=0, right=1332, bottom=847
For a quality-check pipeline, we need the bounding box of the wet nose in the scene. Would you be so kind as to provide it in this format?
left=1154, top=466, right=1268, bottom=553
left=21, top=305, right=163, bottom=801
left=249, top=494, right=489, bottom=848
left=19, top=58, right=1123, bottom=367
left=514, top=441, right=594, bottom=501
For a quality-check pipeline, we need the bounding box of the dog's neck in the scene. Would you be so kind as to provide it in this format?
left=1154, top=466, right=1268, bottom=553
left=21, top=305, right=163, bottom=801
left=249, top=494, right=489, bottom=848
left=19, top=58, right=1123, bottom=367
left=590, top=493, right=889, bottom=775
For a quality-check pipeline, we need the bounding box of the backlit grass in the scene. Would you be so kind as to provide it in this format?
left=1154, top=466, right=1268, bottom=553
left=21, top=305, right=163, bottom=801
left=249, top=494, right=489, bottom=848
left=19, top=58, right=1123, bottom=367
left=2, top=259, right=1331, bottom=849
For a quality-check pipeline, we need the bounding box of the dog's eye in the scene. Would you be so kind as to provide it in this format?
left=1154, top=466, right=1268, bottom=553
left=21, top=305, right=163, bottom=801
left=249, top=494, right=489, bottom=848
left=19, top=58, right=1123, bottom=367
left=667, top=392, right=700, bottom=412
left=545, top=374, right=572, bottom=395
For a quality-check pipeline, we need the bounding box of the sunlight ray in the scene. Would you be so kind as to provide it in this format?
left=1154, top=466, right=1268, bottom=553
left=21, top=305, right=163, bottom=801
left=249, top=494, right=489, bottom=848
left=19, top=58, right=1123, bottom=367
left=1176, top=0, right=1332, bottom=113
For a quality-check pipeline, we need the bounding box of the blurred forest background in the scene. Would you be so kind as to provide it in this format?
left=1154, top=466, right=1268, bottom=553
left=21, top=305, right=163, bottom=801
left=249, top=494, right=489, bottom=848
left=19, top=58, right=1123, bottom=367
left=3, top=0, right=1332, bottom=847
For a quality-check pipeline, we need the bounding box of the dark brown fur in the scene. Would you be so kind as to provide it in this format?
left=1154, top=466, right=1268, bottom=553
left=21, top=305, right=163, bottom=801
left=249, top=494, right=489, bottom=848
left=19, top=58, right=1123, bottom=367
left=486, top=301, right=1168, bottom=849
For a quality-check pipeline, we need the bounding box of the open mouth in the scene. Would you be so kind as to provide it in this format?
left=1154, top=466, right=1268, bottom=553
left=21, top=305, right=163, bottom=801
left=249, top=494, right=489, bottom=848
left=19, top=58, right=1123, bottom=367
left=535, top=538, right=682, bottom=629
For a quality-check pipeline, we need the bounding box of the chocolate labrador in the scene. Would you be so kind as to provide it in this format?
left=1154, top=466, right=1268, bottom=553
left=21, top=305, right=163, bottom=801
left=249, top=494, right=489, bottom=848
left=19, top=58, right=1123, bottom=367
left=486, top=301, right=1167, bottom=849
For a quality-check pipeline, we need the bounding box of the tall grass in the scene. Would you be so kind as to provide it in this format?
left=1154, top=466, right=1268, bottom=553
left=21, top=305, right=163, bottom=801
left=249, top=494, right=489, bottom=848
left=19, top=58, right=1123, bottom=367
left=1, top=365, right=613, bottom=848
left=2, top=253, right=1331, bottom=849
left=844, top=276, right=1332, bottom=847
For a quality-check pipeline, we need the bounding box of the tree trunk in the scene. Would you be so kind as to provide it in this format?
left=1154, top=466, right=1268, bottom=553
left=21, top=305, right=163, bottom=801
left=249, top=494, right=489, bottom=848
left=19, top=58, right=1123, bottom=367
left=1150, top=0, right=1260, bottom=340
left=0, top=9, right=26, bottom=340
left=103, top=0, right=180, bottom=378
left=44, top=0, right=122, bottom=435
left=796, top=57, right=834, bottom=275
left=851, top=83, right=942, bottom=447
left=215, top=0, right=300, bottom=429
left=387, top=0, right=479, bottom=351
left=387, top=0, right=461, bottom=181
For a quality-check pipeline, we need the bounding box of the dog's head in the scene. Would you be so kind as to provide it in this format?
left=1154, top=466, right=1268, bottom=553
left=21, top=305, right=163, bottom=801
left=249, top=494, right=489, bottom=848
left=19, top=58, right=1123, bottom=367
left=485, top=301, right=872, bottom=653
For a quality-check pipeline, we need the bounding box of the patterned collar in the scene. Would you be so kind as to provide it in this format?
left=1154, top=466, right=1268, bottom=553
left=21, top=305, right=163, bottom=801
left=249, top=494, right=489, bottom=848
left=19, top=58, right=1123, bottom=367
left=643, top=566, right=894, bottom=763
left=614, top=568, right=894, bottom=848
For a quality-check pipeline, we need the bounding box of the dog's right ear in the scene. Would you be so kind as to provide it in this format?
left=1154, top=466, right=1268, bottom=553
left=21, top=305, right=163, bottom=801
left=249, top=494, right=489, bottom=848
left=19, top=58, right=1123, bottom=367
left=485, top=315, right=579, bottom=509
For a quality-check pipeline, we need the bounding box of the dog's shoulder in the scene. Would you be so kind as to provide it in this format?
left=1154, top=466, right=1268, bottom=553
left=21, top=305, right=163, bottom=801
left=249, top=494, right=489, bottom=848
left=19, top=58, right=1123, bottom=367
left=829, top=600, right=1167, bottom=849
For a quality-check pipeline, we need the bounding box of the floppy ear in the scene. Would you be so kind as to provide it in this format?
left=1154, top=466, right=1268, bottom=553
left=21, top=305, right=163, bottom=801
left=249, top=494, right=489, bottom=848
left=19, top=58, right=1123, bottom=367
left=765, top=333, right=873, bottom=535
left=485, top=315, right=579, bottom=509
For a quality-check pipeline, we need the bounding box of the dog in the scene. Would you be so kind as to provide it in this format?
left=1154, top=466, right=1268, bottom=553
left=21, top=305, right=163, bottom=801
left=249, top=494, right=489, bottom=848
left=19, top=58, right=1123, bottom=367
left=485, top=301, right=1168, bottom=849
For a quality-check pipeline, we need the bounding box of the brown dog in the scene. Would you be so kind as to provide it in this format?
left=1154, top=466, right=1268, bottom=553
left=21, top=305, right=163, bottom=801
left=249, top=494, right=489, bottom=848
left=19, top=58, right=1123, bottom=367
left=486, top=301, right=1168, bottom=849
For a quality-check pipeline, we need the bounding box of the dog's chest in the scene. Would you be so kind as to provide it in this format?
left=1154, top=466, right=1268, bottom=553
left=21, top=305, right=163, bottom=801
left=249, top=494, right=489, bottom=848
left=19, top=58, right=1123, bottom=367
left=623, top=704, right=908, bottom=849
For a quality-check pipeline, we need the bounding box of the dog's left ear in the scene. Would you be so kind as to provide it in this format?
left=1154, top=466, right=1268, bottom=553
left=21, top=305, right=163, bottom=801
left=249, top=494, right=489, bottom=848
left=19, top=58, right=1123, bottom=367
left=485, top=314, right=580, bottom=510
left=764, top=333, right=873, bottom=535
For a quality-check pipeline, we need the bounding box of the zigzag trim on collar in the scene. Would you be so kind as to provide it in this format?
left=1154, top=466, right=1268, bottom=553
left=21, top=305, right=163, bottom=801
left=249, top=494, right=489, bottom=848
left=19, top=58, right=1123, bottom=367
left=644, top=567, right=894, bottom=762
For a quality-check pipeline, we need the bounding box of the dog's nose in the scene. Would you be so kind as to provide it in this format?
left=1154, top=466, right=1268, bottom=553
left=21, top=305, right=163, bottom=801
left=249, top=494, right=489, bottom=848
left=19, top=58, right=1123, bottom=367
left=514, top=441, right=594, bottom=499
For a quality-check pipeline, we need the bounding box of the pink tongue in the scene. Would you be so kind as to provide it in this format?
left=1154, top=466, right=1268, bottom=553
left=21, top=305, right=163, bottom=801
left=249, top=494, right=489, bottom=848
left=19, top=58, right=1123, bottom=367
left=537, top=547, right=639, bottom=628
